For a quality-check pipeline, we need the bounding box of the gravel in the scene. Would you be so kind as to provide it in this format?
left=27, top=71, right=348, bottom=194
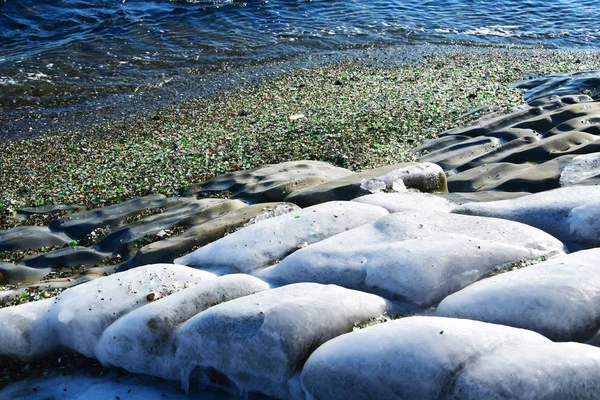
left=1, top=48, right=599, bottom=230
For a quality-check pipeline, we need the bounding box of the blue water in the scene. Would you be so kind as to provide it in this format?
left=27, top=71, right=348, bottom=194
left=1, top=0, right=599, bottom=112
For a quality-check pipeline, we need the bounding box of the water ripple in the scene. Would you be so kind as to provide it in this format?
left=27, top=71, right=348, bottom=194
left=0, top=0, right=599, bottom=109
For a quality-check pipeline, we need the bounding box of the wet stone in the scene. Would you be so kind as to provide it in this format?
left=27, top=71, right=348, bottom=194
left=120, top=202, right=299, bottom=270
left=48, top=194, right=173, bottom=239
left=23, top=246, right=109, bottom=269
left=284, top=162, right=447, bottom=208
left=94, top=198, right=240, bottom=257
left=181, top=160, right=354, bottom=203
left=0, top=226, right=73, bottom=251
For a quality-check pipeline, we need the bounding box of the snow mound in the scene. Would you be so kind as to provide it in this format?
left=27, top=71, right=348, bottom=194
left=568, top=204, right=600, bottom=247
left=0, top=264, right=214, bottom=360
left=352, top=192, right=454, bottom=213
left=301, top=316, right=549, bottom=400
left=174, top=201, right=388, bottom=274
left=0, top=299, right=55, bottom=359
left=175, top=283, right=387, bottom=399
left=436, top=248, right=600, bottom=342
left=260, top=211, right=564, bottom=307
left=447, top=342, right=600, bottom=400
left=452, top=185, right=600, bottom=250
left=96, top=274, right=269, bottom=380
left=560, top=152, right=600, bottom=186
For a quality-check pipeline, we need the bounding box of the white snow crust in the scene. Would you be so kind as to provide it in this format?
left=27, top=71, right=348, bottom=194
left=447, top=342, right=600, bottom=400
left=0, top=264, right=213, bottom=360
left=352, top=192, right=454, bottom=213
left=559, top=152, right=600, bottom=186
left=175, top=282, right=387, bottom=399
left=301, top=316, right=549, bottom=400
left=260, top=211, right=564, bottom=306
left=262, top=233, right=544, bottom=307
left=452, top=185, right=600, bottom=249
left=435, top=248, right=600, bottom=341
left=174, top=201, right=388, bottom=273
left=0, top=299, right=55, bottom=359
left=96, top=274, right=269, bottom=380
left=568, top=203, right=600, bottom=247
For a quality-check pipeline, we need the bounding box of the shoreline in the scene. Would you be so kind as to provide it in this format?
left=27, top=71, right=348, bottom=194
left=1, top=44, right=600, bottom=397
left=1, top=46, right=600, bottom=226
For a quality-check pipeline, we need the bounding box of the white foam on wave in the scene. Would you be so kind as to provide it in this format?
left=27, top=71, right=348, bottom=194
left=462, top=25, right=522, bottom=37
left=0, top=76, right=19, bottom=85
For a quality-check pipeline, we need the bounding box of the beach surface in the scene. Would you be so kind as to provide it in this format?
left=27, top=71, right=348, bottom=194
left=2, top=45, right=600, bottom=399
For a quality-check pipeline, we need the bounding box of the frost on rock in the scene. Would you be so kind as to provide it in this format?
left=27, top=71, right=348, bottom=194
left=352, top=192, right=454, bottom=213
left=174, top=201, right=388, bottom=274
left=559, top=153, right=600, bottom=186
left=447, top=342, right=600, bottom=400
left=175, top=283, right=387, bottom=399
left=436, top=249, right=600, bottom=342
left=301, top=316, right=549, bottom=400
left=452, top=185, right=600, bottom=250
left=96, top=274, right=270, bottom=380
left=260, top=211, right=564, bottom=308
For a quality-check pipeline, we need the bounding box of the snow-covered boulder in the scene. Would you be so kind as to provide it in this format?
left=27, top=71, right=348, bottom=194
left=560, top=153, right=600, bottom=186
left=436, top=249, right=600, bottom=342
left=447, top=342, right=600, bottom=400
left=0, top=299, right=56, bottom=359
left=452, top=186, right=600, bottom=250
left=175, top=201, right=388, bottom=274
left=260, top=211, right=564, bottom=307
left=351, top=192, right=454, bottom=213
left=97, top=274, right=269, bottom=380
left=47, top=264, right=215, bottom=358
left=301, top=316, right=549, bottom=400
left=175, top=283, right=387, bottom=399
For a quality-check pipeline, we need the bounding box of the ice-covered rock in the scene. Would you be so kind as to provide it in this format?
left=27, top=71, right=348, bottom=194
left=44, top=264, right=214, bottom=359
left=175, top=283, right=387, bottom=399
left=351, top=192, right=454, bottom=213
left=175, top=201, right=388, bottom=274
left=568, top=203, right=600, bottom=246
left=284, top=162, right=447, bottom=207
left=301, top=316, right=549, bottom=400
left=436, top=249, right=600, bottom=342
left=452, top=185, right=600, bottom=250
left=559, top=153, right=600, bottom=186
left=0, top=299, right=56, bottom=359
left=447, top=342, right=600, bottom=400
left=97, top=274, right=269, bottom=380
left=260, top=211, right=564, bottom=307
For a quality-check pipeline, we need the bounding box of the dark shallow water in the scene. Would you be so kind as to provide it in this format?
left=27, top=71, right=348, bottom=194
left=1, top=0, right=599, bottom=133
